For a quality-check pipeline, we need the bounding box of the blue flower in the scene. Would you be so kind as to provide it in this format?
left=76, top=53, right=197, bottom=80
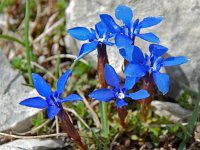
left=100, top=5, right=163, bottom=44
left=67, top=21, right=114, bottom=60
left=20, top=70, right=82, bottom=119
left=89, top=64, right=149, bottom=108
left=124, top=44, right=189, bottom=95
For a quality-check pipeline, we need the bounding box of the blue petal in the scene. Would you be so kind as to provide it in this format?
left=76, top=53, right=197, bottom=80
left=149, top=44, right=168, bottom=57
left=61, top=94, right=82, bottom=102
left=67, top=27, right=95, bottom=41
left=95, top=21, right=107, bottom=38
left=153, top=71, right=169, bottom=95
left=139, top=16, right=163, bottom=28
left=116, top=99, right=128, bottom=108
left=20, top=97, right=48, bottom=109
left=76, top=41, right=98, bottom=60
left=119, top=45, right=144, bottom=63
left=115, top=5, right=133, bottom=27
left=47, top=105, right=60, bottom=120
left=162, top=56, right=189, bottom=67
left=123, top=76, right=140, bottom=90
left=32, top=73, right=52, bottom=98
left=124, top=63, right=146, bottom=77
left=119, top=48, right=132, bottom=62
left=133, top=19, right=140, bottom=31
left=144, top=54, right=150, bottom=64
left=100, top=14, right=122, bottom=34
left=89, top=89, right=115, bottom=102
left=88, top=28, right=97, bottom=40
left=131, top=46, right=145, bottom=63
left=57, top=69, right=72, bottom=95
left=136, top=33, right=160, bottom=43
left=115, top=34, right=132, bottom=49
left=128, top=90, right=149, bottom=100
left=104, top=64, right=120, bottom=88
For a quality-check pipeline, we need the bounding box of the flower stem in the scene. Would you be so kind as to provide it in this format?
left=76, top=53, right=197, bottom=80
left=25, top=0, right=32, bottom=85
left=97, top=44, right=109, bottom=143
left=58, top=106, right=87, bottom=150
left=97, top=44, right=108, bottom=88
left=100, top=102, right=109, bottom=137
left=139, top=73, right=154, bottom=122
left=117, top=106, right=128, bottom=128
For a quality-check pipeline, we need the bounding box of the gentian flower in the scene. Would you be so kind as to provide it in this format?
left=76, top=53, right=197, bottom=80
left=89, top=64, right=149, bottom=108
left=67, top=21, right=113, bottom=60
left=115, top=34, right=144, bottom=63
left=124, top=44, right=189, bottom=95
left=20, top=69, right=82, bottom=119
left=100, top=4, right=163, bottom=43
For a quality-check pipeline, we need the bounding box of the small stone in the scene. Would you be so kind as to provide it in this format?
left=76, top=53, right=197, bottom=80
left=0, top=138, right=64, bottom=150
left=151, top=101, right=192, bottom=122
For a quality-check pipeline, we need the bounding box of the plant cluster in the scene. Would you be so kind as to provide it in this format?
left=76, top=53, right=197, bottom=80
left=20, top=4, right=188, bottom=149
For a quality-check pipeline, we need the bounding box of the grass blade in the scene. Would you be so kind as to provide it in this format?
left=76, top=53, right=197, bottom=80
left=180, top=93, right=200, bottom=149
left=25, top=0, right=32, bottom=85
left=0, top=34, right=25, bottom=46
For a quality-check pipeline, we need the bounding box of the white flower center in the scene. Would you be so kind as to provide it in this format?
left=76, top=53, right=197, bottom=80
left=117, top=92, right=125, bottom=99
left=98, top=38, right=104, bottom=43
left=151, top=59, right=159, bottom=72
left=98, top=34, right=106, bottom=43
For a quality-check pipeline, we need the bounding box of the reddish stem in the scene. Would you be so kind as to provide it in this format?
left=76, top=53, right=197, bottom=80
left=117, top=59, right=128, bottom=128
left=117, top=106, right=128, bottom=128
left=58, top=106, right=87, bottom=150
left=97, top=44, right=108, bottom=88
left=139, top=73, right=154, bottom=121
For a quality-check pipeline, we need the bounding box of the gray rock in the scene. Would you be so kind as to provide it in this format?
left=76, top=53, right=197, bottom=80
left=0, top=50, right=40, bottom=132
left=151, top=101, right=192, bottom=122
left=65, top=0, right=200, bottom=98
left=0, top=138, right=64, bottom=150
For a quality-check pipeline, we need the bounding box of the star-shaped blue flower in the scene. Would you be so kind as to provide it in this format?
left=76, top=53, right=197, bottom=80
left=67, top=21, right=113, bottom=60
left=20, top=69, right=82, bottom=119
left=124, top=44, right=189, bottom=95
left=100, top=4, right=163, bottom=44
left=89, top=64, right=149, bottom=108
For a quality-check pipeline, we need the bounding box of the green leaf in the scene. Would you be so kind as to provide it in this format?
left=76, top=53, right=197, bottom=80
left=177, top=89, right=194, bottom=110
left=167, top=124, right=181, bottom=134
left=149, top=127, right=161, bottom=137
left=66, top=101, right=86, bottom=118
left=72, top=61, right=92, bottom=76
left=91, top=128, right=102, bottom=150
left=31, top=119, right=37, bottom=126
left=11, top=57, right=23, bottom=70
left=31, top=112, right=44, bottom=128
left=0, top=0, right=11, bottom=14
